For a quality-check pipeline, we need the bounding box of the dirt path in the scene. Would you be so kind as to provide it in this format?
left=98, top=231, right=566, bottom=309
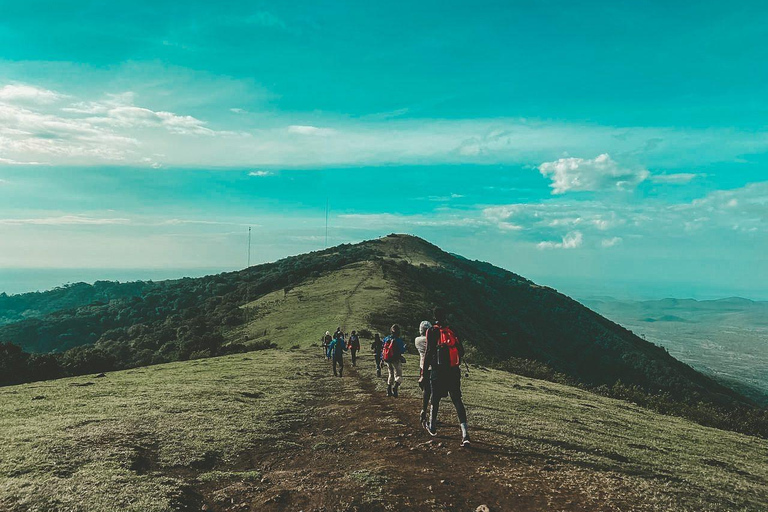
left=193, top=350, right=625, bottom=512
left=341, top=263, right=377, bottom=329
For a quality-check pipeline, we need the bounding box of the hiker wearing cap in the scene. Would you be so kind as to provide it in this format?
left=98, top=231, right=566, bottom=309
left=348, top=330, right=361, bottom=367
left=329, top=331, right=347, bottom=377
left=414, top=320, right=432, bottom=425
left=420, top=307, right=470, bottom=447
left=371, top=333, right=383, bottom=377
left=382, top=324, right=406, bottom=397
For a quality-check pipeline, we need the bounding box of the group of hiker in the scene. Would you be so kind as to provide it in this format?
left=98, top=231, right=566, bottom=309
left=322, top=328, right=361, bottom=377
left=320, top=306, right=470, bottom=447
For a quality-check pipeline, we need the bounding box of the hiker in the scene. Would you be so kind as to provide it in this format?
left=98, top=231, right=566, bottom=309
left=323, top=331, right=332, bottom=359
left=420, top=307, right=470, bottom=447
left=382, top=324, right=406, bottom=397
left=334, top=327, right=344, bottom=346
left=329, top=331, right=347, bottom=377
left=348, top=330, right=361, bottom=366
left=371, top=333, right=383, bottom=377
left=414, top=320, right=432, bottom=425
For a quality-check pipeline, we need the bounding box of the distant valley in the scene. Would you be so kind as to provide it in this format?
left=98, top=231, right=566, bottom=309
left=582, top=297, right=768, bottom=404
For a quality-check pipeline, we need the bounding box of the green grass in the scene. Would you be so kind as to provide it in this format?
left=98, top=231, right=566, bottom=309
left=232, top=261, right=391, bottom=348
left=1, top=347, right=767, bottom=511
left=197, top=470, right=261, bottom=483
left=390, top=362, right=768, bottom=511
left=0, top=351, right=309, bottom=512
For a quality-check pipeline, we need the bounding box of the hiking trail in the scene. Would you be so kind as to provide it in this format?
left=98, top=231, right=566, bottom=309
left=192, top=348, right=644, bottom=512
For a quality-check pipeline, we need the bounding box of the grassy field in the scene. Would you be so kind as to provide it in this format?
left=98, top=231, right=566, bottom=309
left=1, top=346, right=767, bottom=511
left=231, top=260, right=392, bottom=349
left=376, top=358, right=768, bottom=511
left=0, top=351, right=310, bottom=511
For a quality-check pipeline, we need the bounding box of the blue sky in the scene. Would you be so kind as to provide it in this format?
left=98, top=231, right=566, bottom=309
left=0, top=0, right=766, bottom=299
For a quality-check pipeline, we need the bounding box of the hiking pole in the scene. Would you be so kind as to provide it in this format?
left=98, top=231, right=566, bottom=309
left=464, top=361, right=470, bottom=378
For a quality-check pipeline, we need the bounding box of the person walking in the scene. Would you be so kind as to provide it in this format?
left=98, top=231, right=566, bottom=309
left=348, top=330, right=361, bottom=366
left=323, top=331, right=332, bottom=360
left=382, top=324, right=406, bottom=397
left=414, top=320, right=432, bottom=425
left=371, top=333, right=383, bottom=377
left=329, top=331, right=347, bottom=377
left=420, top=307, right=470, bottom=447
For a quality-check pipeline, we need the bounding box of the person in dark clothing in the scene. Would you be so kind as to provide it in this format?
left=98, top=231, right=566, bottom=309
left=371, top=333, right=383, bottom=377
left=329, top=333, right=347, bottom=377
left=348, top=330, right=361, bottom=366
left=420, top=306, right=470, bottom=447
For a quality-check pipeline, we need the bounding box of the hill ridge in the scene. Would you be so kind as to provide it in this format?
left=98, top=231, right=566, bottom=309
left=1, top=234, right=765, bottom=438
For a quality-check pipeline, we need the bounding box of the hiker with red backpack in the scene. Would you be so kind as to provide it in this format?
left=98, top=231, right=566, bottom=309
left=348, top=331, right=361, bottom=366
left=382, top=324, right=406, bottom=397
left=420, top=306, right=470, bottom=447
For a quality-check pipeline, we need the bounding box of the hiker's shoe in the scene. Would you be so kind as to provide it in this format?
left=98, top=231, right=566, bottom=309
left=376, top=369, right=381, bottom=377
left=461, top=435, right=471, bottom=447
left=387, top=385, right=393, bottom=397
left=424, top=421, right=438, bottom=437
left=392, top=384, right=399, bottom=397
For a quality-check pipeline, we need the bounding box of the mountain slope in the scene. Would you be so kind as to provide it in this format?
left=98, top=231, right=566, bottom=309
left=2, top=348, right=766, bottom=512
left=229, top=235, right=745, bottom=409
left=0, top=234, right=759, bottom=428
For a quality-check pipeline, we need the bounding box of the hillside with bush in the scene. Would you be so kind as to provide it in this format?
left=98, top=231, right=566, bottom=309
left=1, top=234, right=766, bottom=438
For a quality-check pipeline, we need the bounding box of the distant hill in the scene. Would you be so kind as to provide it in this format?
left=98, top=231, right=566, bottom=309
left=583, top=295, right=768, bottom=406
left=0, top=281, right=153, bottom=329
left=0, top=234, right=764, bottom=436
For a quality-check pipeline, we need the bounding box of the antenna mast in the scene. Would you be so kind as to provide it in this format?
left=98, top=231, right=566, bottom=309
left=247, top=226, right=252, bottom=268
left=245, top=226, right=252, bottom=322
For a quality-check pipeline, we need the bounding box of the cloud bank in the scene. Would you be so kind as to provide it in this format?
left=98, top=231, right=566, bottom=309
left=2, top=82, right=768, bottom=169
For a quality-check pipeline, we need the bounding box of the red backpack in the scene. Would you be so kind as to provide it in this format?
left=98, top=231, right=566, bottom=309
left=382, top=337, right=396, bottom=362
left=434, top=326, right=460, bottom=367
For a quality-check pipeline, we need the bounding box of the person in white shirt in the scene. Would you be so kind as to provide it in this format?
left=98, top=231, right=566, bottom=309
left=414, top=320, right=432, bottom=424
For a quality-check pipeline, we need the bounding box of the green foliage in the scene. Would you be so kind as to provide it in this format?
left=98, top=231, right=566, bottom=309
left=0, top=281, right=151, bottom=328
left=0, top=234, right=765, bottom=438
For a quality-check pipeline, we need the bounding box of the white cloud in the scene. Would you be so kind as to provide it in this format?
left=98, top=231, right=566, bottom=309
left=0, top=84, right=63, bottom=104
left=650, top=173, right=697, bottom=184
left=601, top=236, right=622, bottom=248
left=0, top=87, right=236, bottom=166
left=248, top=170, right=272, bottom=177
left=538, top=153, right=650, bottom=194
left=0, top=215, right=130, bottom=226
left=537, top=231, right=583, bottom=249
left=2, top=80, right=768, bottom=169
left=287, top=125, right=336, bottom=136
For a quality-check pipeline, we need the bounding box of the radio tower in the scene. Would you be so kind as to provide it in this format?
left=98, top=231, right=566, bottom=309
left=245, top=226, right=252, bottom=322
left=325, top=198, right=329, bottom=249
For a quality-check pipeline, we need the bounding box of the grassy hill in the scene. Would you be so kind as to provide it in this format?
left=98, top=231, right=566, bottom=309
left=0, top=234, right=764, bottom=437
left=1, top=347, right=766, bottom=511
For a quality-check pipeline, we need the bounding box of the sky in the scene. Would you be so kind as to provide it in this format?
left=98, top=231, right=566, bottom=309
left=0, top=0, right=766, bottom=299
